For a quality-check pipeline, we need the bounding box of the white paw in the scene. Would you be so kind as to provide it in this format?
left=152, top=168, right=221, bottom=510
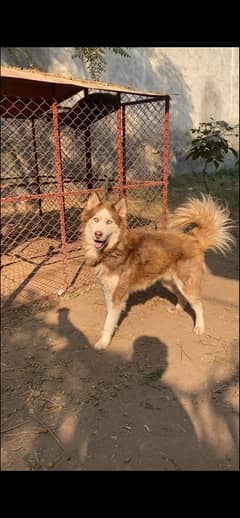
left=193, top=324, right=204, bottom=336
left=94, top=337, right=110, bottom=350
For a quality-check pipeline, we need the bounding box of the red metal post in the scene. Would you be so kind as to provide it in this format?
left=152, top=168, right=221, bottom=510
left=52, top=99, right=68, bottom=289
left=84, top=126, right=93, bottom=190
left=117, top=102, right=126, bottom=196
left=31, top=118, right=42, bottom=217
left=162, top=97, right=170, bottom=229
left=83, top=88, right=93, bottom=190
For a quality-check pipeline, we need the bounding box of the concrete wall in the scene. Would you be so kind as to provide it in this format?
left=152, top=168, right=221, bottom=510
left=2, top=47, right=239, bottom=175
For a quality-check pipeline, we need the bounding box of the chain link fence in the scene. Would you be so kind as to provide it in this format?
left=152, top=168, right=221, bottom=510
left=1, top=84, right=170, bottom=308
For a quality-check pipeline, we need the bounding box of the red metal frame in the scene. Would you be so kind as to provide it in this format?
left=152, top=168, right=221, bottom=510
left=1, top=180, right=166, bottom=204
left=52, top=99, right=68, bottom=289
left=84, top=126, right=93, bottom=190
left=161, top=97, right=170, bottom=228
left=122, top=95, right=169, bottom=106
left=31, top=118, right=43, bottom=217
left=117, top=103, right=126, bottom=195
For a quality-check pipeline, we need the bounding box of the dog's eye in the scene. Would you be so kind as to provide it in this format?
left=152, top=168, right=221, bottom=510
left=106, top=220, right=113, bottom=225
left=93, top=217, right=99, bottom=223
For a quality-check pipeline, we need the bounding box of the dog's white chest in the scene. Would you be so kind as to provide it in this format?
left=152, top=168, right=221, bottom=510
left=95, top=264, right=119, bottom=293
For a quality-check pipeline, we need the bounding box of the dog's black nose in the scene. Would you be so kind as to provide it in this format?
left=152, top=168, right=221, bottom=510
left=95, top=230, right=103, bottom=239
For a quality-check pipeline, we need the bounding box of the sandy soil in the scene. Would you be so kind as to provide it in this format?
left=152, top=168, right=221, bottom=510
left=1, top=249, right=239, bottom=471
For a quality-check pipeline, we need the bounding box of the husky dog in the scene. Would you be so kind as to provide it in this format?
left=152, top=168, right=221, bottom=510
left=82, top=193, right=233, bottom=350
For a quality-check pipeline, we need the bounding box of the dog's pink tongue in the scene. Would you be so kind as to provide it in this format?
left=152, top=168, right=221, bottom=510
left=95, top=242, right=103, bottom=249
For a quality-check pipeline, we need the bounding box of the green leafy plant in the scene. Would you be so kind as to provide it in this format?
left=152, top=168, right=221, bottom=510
left=72, top=47, right=130, bottom=80
left=186, top=118, right=239, bottom=193
left=3, top=47, right=130, bottom=81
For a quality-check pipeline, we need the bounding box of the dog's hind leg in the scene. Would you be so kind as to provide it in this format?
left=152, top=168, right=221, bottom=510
left=172, top=275, right=205, bottom=335
left=161, top=281, right=187, bottom=314
left=183, top=295, right=204, bottom=335
left=168, top=291, right=187, bottom=314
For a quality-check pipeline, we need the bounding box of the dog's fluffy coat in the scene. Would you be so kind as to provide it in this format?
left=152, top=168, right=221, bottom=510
left=82, top=193, right=234, bottom=349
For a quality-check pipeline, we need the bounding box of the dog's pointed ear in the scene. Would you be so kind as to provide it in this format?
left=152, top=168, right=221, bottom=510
left=86, top=192, right=101, bottom=211
left=114, top=197, right=127, bottom=218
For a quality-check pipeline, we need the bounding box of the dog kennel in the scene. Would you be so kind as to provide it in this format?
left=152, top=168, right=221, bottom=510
left=1, top=66, right=170, bottom=306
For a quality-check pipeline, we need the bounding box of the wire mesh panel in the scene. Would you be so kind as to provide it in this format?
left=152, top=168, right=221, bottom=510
left=122, top=95, right=167, bottom=228
left=1, top=88, right=170, bottom=308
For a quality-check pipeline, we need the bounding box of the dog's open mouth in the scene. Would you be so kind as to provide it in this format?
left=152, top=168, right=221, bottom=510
left=94, top=239, right=107, bottom=250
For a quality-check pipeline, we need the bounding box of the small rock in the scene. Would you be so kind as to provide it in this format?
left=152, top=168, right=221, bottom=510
left=144, top=424, right=151, bottom=433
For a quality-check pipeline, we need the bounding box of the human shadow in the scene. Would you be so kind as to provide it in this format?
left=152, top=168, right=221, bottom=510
left=5, top=307, right=235, bottom=471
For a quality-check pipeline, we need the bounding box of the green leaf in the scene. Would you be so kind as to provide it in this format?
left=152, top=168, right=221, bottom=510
left=73, top=47, right=130, bottom=80
left=186, top=118, right=238, bottom=167
left=109, top=47, right=130, bottom=58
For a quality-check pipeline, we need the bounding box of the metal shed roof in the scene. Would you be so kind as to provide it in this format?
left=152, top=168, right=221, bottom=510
left=1, top=66, right=170, bottom=102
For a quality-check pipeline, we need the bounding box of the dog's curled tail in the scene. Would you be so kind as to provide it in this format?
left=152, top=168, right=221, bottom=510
left=170, top=194, right=235, bottom=254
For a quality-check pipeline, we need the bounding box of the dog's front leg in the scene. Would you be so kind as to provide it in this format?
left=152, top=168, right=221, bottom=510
left=102, top=284, right=112, bottom=313
left=95, top=303, right=124, bottom=350
left=95, top=274, right=122, bottom=350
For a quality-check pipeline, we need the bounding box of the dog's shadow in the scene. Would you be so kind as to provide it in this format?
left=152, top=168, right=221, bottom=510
left=118, top=281, right=195, bottom=327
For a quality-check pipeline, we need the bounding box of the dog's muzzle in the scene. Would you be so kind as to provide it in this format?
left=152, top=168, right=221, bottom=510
left=94, top=238, right=107, bottom=250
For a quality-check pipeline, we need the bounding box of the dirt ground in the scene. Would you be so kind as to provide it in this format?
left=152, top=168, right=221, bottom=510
left=1, top=248, right=239, bottom=471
